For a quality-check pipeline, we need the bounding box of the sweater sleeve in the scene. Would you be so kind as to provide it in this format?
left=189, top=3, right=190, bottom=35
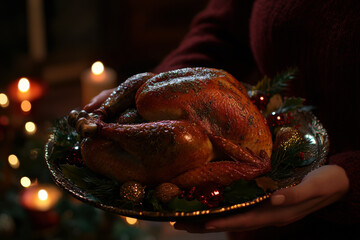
left=153, top=0, right=256, bottom=81
left=154, top=0, right=360, bottom=227
left=315, top=151, right=360, bottom=224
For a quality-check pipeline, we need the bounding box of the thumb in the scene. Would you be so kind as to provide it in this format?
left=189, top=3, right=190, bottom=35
left=83, top=88, right=114, bottom=112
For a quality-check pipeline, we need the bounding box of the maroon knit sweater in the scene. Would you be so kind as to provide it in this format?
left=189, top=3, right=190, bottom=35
left=154, top=0, right=360, bottom=237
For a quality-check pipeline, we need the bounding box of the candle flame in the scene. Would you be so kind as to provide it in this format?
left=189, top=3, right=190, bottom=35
left=18, top=78, right=30, bottom=93
left=38, top=189, right=48, bottom=201
left=20, top=176, right=31, bottom=188
left=91, top=61, right=104, bottom=75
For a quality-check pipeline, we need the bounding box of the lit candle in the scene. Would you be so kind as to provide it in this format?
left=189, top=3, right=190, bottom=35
left=20, top=184, right=61, bottom=211
left=27, top=0, right=47, bottom=62
left=8, top=77, right=44, bottom=102
left=81, top=61, right=117, bottom=106
left=20, top=184, right=61, bottom=229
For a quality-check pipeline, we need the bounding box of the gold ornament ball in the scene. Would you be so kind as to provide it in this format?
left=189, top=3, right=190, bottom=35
left=274, top=127, right=304, bottom=150
left=119, top=181, right=145, bottom=202
left=155, top=183, right=181, bottom=203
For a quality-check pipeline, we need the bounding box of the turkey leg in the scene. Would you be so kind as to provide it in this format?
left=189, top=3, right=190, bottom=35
left=68, top=72, right=154, bottom=136
left=81, top=120, right=214, bottom=184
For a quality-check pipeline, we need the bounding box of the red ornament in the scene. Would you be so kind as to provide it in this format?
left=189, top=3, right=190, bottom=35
left=65, top=143, right=84, bottom=166
left=267, top=112, right=292, bottom=128
left=186, top=186, right=196, bottom=200
left=251, top=92, right=269, bottom=111
left=194, top=182, right=224, bottom=208
left=178, top=190, right=186, bottom=199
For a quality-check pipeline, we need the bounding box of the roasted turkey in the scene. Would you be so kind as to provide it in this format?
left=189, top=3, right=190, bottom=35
left=69, top=68, right=273, bottom=188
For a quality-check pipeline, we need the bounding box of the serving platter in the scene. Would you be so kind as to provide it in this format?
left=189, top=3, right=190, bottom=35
left=45, top=111, right=329, bottom=221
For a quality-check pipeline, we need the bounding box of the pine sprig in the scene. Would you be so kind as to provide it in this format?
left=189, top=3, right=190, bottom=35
left=252, top=67, right=298, bottom=96
left=49, top=117, right=80, bottom=164
left=276, top=97, right=314, bottom=114
left=60, top=164, right=121, bottom=205
left=269, top=137, right=312, bottom=179
left=51, top=117, right=79, bottom=147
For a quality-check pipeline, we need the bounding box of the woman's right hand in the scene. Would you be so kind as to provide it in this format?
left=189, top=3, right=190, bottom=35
left=83, top=88, right=115, bottom=112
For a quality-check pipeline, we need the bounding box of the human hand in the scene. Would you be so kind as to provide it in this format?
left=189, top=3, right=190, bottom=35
left=83, top=88, right=115, bottom=112
left=174, top=164, right=349, bottom=233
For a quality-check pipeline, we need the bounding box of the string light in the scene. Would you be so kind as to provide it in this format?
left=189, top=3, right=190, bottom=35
left=91, top=61, right=104, bottom=75
left=20, top=177, right=31, bottom=188
left=18, top=78, right=30, bottom=93
left=8, top=154, right=20, bottom=169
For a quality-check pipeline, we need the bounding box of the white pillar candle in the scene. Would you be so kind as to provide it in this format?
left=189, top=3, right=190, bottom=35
left=81, top=61, right=117, bottom=106
left=27, top=0, right=47, bottom=62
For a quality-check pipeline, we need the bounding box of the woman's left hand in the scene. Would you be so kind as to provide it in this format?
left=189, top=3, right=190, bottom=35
left=174, top=165, right=349, bottom=233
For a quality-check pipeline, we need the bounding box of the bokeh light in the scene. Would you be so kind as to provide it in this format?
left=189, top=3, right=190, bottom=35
left=38, top=189, right=48, bottom=201
left=0, top=93, right=9, bottom=107
left=125, top=217, right=138, bottom=225
left=21, top=100, right=32, bottom=112
left=8, top=154, right=20, bottom=169
left=18, top=78, right=30, bottom=93
left=25, top=121, right=37, bottom=134
left=91, top=61, right=104, bottom=75
left=20, top=177, right=31, bottom=188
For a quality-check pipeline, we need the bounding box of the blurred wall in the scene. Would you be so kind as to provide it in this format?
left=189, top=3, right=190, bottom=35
left=1, top=0, right=209, bottom=85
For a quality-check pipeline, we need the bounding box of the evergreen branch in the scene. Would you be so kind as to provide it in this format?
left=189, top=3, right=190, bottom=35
left=278, top=97, right=305, bottom=113
left=276, top=97, right=314, bottom=114
left=270, top=67, right=298, bottom=95
left=61, top=164, right=121, bottom=205
left=252, top=67, right=298, bottom=96
left=51, top=117, right=79, bottom=147
left=269, top=137, right=312, bottom=179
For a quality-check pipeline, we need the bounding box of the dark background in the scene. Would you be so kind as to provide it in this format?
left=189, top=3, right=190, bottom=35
left=2, top=0, right=208, bottom=85
left=1, top=0, right=209, bottom=120
left=0, top=2, right=231, bottom=240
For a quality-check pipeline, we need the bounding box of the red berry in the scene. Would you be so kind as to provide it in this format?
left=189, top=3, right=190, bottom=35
left=251, top=92, right=269, bottom=111
left=195, top=182, right=224, bottom=208
left=65, top=143, right=83, bottom=166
